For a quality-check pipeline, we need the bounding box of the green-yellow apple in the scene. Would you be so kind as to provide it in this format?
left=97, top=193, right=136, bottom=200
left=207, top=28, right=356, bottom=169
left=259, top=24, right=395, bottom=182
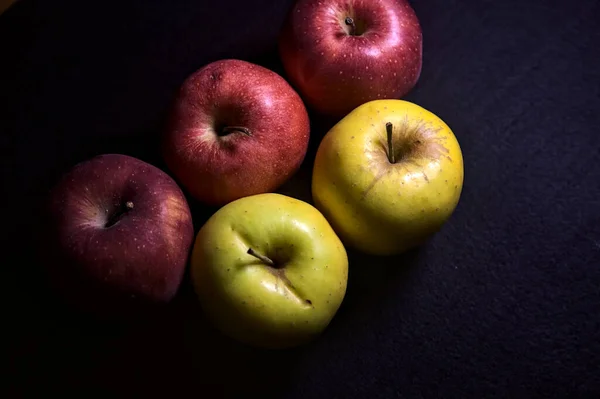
left=190, top=193, right=348, bottom=349
left=312, top=99, right=464, bottom=256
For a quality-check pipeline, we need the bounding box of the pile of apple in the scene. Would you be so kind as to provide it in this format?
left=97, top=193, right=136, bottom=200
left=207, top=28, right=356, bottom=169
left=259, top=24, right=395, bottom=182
left=45, top=0, right=464, bottom=349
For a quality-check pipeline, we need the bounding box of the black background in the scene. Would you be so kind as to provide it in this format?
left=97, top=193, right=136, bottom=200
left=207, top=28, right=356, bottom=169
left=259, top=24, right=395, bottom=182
left=3, top=0, right=600, bottom=397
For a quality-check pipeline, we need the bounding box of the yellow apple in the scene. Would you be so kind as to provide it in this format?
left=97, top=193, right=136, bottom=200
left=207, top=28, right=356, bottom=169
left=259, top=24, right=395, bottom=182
left=312, top=99, right=464, bottom=256
left=190, top=193, right=348, bottom=349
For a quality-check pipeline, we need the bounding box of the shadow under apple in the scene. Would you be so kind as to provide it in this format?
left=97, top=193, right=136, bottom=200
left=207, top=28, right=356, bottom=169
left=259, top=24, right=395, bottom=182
left=341, top=245, right=423, bottom=316
left=15, top=255, right=307, bottom=397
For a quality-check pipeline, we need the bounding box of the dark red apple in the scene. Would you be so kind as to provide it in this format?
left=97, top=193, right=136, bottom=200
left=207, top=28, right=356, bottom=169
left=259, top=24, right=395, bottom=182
left=278, top=0, right=423, bottom=117
left=162, top=59, right=310, bottom=206
left=45, top=154, right=194, bottom=316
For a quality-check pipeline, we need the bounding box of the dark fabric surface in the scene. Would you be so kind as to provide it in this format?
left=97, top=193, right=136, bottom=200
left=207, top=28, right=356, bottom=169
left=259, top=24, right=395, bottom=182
left=3, top=0, right=600, bottom=397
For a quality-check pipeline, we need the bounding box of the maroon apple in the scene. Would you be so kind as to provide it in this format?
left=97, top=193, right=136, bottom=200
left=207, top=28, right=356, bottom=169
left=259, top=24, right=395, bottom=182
left=162, top=59, right=310, bottom=206
left=278, top=0, right=423, bottom=117
left=45, top=154, right=194, bottom=316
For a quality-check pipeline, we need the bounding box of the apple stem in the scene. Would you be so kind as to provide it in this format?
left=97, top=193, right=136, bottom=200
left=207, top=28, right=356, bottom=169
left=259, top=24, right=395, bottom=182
left=386, top=122, right=395, bottom=164
left=104, top=201, right=134, bottom=228
left=221, top=126, right=252, bottom=136
left=247, top=248, right=275, bottom=267
left=344, top=17, right=356, bottom=35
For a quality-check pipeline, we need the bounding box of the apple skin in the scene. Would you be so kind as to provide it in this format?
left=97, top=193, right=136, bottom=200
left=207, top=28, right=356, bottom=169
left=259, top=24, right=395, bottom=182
left=45, top=154, right=194, bottom=315
left=279, top=0, right=422, bottom=117
left=163, top=59, right=311, bottom=206
left=312, top=99, right=464, bottom=256
left=190, top=193, right=348, bottom=349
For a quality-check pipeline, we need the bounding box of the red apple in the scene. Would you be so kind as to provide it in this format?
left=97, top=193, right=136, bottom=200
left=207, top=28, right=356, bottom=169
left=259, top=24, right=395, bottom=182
left=278, top=0, right=423, bottom=117
left=163, top=59, right=311, bottom=206
left=45, top=154, right=194, bottom=316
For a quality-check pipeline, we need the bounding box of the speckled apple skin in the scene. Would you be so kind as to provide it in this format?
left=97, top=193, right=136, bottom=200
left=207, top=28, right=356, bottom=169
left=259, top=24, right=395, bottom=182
left=46, top=154, right=194, bottom=315
left=279, top=0, right=422, bottom=117
left=163, top=59, right=311, bottom=206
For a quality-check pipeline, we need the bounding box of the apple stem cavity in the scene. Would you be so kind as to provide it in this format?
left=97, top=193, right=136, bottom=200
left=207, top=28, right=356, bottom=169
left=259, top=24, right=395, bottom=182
left=104, top=201, right=134, bottom=228
left=386, top=122, right=395, bottom=164
left=221, top=126, right=252, bottom=137
left=344, top=17, right=357, bottom=35
left=247, top=248, right=275, bottom=267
